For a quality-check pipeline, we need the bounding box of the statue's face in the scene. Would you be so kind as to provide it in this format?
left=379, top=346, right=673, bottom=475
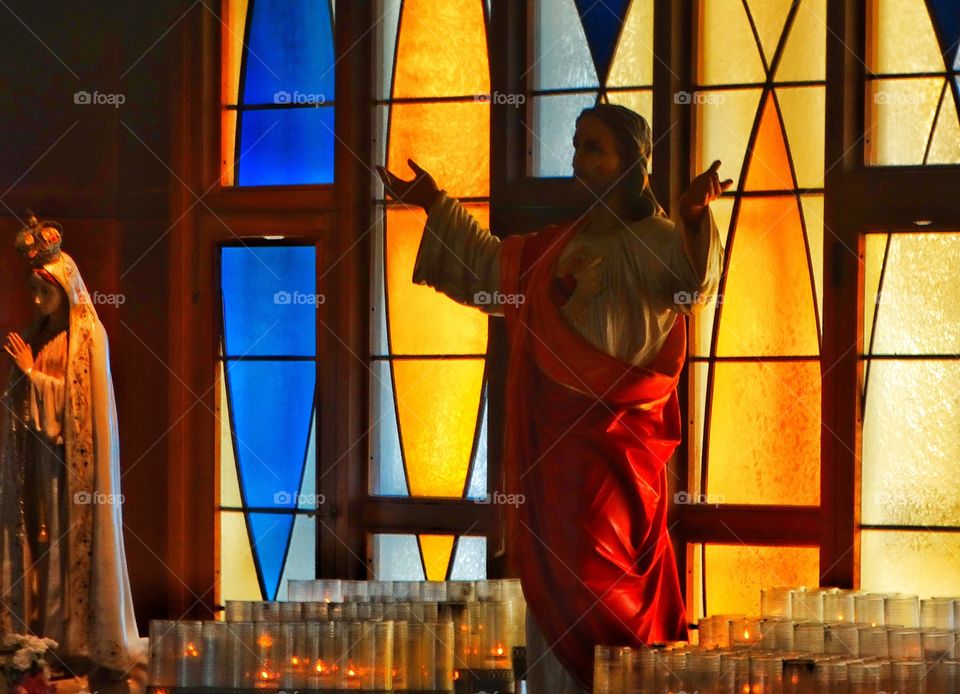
left=28, top=272, right=66, bottom=317
left=572, top=115, right=623, bottom=197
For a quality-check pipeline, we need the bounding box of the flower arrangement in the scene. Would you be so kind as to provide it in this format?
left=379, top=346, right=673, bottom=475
left=1, top=634, right=57, bottom=694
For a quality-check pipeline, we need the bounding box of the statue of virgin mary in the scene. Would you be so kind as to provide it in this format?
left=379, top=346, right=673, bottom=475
left=1, top=212, right=147, bottom=680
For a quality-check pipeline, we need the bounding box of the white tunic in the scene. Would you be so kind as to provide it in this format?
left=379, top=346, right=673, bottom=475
left=414, top=192, right=724, bottom=367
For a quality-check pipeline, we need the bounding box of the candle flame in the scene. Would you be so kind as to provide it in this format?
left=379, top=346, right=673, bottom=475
left=315, top=661, right=326, bottom=674
left=290, top=656, right=300, bottom=666
left=183, top=642, right=199, bottom=658
left=257, top=635, right=273, bottom=648
left=743, top=629, right=751, bottom=640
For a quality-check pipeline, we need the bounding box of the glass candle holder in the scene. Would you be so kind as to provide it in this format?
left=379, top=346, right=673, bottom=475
left=848, top=661, right=883, bottom=694
left=922, top=598, right=956, bottom=629
left=825, top=623, right=860, bottom=656
left=252, top=601, right=281, bottom=622
left=791, top=590, right=824, bottom=622
left=446, top=580, right=476, bottom=603
left=318, top=578, right=343, bottom=603
left=858, top=625, right=889, bottom=658
left=279, top=601, right=302, bottom=622
left=762, top=586, right=796, bottom=619
left=225, top=600, right=253, bottom=622
left=753, top=654, right=785, bottom=694
left=815, top=659, right=849, bottom=694
left=302, top=600, right=328, bottom=621
left=720, top=653, right=751, bottom=694
left=794, top=623, right=826, bottom=654
left=854, top=593, right=885, bottom=626
left=200, top=620, right=228, bottom=688
left=253, top=621, right=280, bottom=688
left=685, top=651, right=721, bottom=694
left=888, top=628, right=923, bottom=660
left=148, top=620, right=178, bottom=687
left=314, top=621, right=339, bottom=688
left=891, top=660, right=925, bottom=694
left=174, top=620, right=203, bottom=687
left=823, top=591, right=856, bottom=623
left=226, top=621, right=256, bottom=688
left=921, top=629, right=956, bottom=663
left=434, top=619, right=455, bottom=692
left=630, top=647, right=657, bottom=694
left=729, top=617, right=763, bottom=647
left=884, top=594, right=920, bottom=627
left=593, top=645, right=632, bottom=694
left=287, top=580, right=311, bottom=602
left=761, top=618, right=795, bottom=651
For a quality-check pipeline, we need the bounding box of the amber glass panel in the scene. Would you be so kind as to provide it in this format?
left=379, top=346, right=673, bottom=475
left=744, top=93, right=794, bottom=191
left=695, top=89, right=763, bottom=190
left=862, top=233, right=886, bottom=352
left=419, top=534, right=456, bottom=580
left=696, top=0, right=765, bottom=85
left=707, top=362, right=821, bottom=505
left=607, top=0, right=654, bottom=87
left=394, top=359, right=485, bottom=498
left=388, top=101, right=490, bottom=199
left=716, top=197, right=818, bottom=356
left=392, top=0, right=490, bottom=99
left=385, top=206, right=489, bottom=356
left=861, top=531, right=960, bottom=597
left=691, top=197, right=734, bottom=358
left=744, top=0, right=793, bottom=67
left=704, top=544, right=820, bottom=616
left=220, top=0, right=248, bottom=186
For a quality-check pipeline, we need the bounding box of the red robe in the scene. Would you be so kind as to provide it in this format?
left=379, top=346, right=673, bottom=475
left=499, top=220, right=689, bottom=689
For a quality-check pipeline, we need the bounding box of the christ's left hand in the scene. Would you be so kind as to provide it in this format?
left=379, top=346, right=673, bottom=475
left=679, top=160, right=733, bottom=228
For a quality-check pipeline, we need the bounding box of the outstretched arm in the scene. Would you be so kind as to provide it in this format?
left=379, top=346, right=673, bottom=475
left=377, top=160, right=505, bottom=315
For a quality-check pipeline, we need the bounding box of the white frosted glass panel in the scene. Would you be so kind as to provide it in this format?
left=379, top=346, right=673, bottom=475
left=862, top=531, right=960, bottom=598
left=370, top=360, right=408, bottom=496
left=533, top=0, right=599, bottom=90
left=466, top=392, right=488, bottom=500
left=276, top=513, right=317, bottom=601
left=532, top=93, right=598, bottom=177
left=373, top=533, right=425, bottom=581
left=450, top=536, right=488, bottom=580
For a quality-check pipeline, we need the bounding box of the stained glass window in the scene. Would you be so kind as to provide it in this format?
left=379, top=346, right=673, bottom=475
left=691, top=0, right=825, bottom=507
left=860, top=230, right=960, bottom=596
left=865, top=0, right=960, bottom=165
left=218, top=244, right=319, bottom=600
left=372, top=534, right=488, bottom=581
left=370, top=0, right=491, bottom=578
left=530, top=0, right=654, bottom=175
left=689, top=543, right=820, bottom=619
left=221, top=0, right=336, bottom=186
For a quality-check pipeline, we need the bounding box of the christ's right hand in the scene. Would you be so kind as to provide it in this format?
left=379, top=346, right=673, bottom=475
left=376, top=159, right=442, bottom=211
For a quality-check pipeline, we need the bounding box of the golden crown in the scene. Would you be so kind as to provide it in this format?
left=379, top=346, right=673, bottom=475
left=15, top=210, right=63, bottom=266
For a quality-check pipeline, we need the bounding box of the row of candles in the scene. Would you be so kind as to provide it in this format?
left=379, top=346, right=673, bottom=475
left=593, top=587, right=960, bottom=693
left=150, top=579, right=527, bottom=690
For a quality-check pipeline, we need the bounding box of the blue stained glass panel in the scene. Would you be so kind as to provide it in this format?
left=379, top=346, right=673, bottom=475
left=928, top=0, right=960, bottom=71
left=574, top=0, right=631, bottom=84
left=238, top=107, right=335, bottom=186
left=221, top=246, right=317, bottom=357
left=242, top=0, right=335, bottom=105
left=227, top=360, right=315, bottom=509
left=248, top=512, right=295, bottom=600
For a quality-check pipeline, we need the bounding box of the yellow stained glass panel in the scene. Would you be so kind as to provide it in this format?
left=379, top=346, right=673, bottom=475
left=388, top=101, right=490, bottom=199
left=692, top=197, right=733, bottom=358
left=394, top=359, right=485, bottom=498
left=218, top=361, right=242, bottom=507
left=745, top=0, right=793, bottom=68
left=744, top=93, right=794, bottom=191
left=927, top=85, right=960, bottom=164
left=716, top=196, right=818, bottom=356
left=385, top=206, right=489, bottom=356
left=697, top=0, right=765, bottom=85
left=705, top=544, right=820, bottom=616
left=392, top=0, right=490, bottom=99
left=696, top=89, right=763, bottom=190
left=608, top=0, right=654, bottom=87
left=707, top=362, right=821, bottom=505
left=862, top=360, right=960, bottom=525
left=862, top=531, right=960, bottom=598
left=419, top=534, right=456, bottom=580
left=870, top=233, right=960, bottom=354
left=866, top=0, right=945, bottom=74
left=865, top=78, right=944, bottom=165
left=776, top=0, right=826, bottom=82
left=777, top=86, right=825, bottom=188
left=220, top=511, right=262, bottom=601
